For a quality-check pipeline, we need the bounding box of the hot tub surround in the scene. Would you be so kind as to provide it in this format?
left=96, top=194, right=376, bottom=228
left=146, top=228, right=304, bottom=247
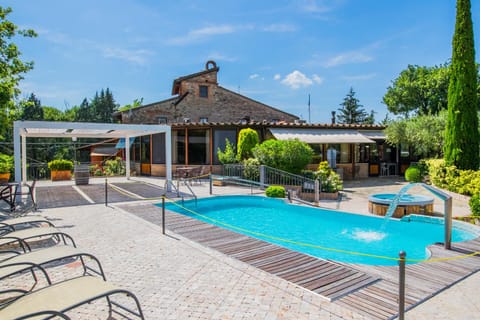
left=368, top=193, right=434, bottom=218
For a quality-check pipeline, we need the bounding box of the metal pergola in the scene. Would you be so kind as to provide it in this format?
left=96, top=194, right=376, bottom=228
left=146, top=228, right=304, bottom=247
left=13, top=121, right=172, bottom=188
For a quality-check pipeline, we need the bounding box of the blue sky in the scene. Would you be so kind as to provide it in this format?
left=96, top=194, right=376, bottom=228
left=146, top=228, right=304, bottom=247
left=5, top=0, right=480, bottom=123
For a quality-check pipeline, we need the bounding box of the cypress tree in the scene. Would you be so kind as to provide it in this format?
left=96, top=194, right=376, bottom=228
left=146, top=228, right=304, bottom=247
left=444, top=0, right=479, bottom=169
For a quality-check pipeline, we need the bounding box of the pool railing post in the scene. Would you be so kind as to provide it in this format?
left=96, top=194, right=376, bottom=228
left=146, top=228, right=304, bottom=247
left=445, top=197, right=452, bottom=250
left=398, top=251, right=406, bottom=320
left=162, top=197, right=165, bottom=235
left=260, top=165, right=265, bottom=189
left=209, top=173, right=213, bottom=195
left=314, top=179, right=319, bottom=205
left=420, top=183, right=452, bottom=250
left=105, top=178, right=108, bottom=207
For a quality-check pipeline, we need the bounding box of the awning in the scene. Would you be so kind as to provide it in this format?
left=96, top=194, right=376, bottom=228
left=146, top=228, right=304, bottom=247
left=115, top=137, right=135, bottom=149
left=269, top=128, right=375, bottom=144
left=358, top=130, right=386, bottom=140
left=91, top=147, right=119, bottom=157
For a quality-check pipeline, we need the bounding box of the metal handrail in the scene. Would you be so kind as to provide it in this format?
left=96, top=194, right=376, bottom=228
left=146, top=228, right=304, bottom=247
left=222, top=164, right=319, bottom=201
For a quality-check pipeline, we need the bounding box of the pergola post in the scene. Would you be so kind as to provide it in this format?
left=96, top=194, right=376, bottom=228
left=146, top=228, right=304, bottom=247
left=13, top=122, right=21, bottom=184
left=125, top=136, right=131, bottom=179
left=165, top=129, right=172, bottom=191
left=21, top=135, right=27, bottom=183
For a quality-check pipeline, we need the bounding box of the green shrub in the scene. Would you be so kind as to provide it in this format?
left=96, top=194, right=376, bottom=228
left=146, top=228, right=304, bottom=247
left=315, top=161, right=343, bottom=192
left=104, top=157, right=126, bottom=176
left=217, top=138, right=237, bottom=164
left=469, top=194, right=480, bottom=217
left=425, top=158, right=480, bottom=196
left=253, top=139, right=313, bottom=174
left=0, top=154, right=13, bottom=174
left=405, top=166, right=422, bottom=182
left=237, top=128, right=259, bottom=161
left=265, top=185, right=286, bottom=198
left=243, top=158, right=260, bottom=181
left=48, top=159, right=73, bottom=171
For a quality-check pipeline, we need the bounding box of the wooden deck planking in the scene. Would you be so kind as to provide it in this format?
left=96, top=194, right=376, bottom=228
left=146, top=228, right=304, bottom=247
left=121, top=202, right=379, bottom=303
left=120, top=202, right=480, bottom=320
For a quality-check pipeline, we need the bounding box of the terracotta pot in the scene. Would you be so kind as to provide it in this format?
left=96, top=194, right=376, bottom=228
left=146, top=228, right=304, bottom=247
left=0, top=172, right=10, bottom=183
left=51, top=170, right=72, bottom=181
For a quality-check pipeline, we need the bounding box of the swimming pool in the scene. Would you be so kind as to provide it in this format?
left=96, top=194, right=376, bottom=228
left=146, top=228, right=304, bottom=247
left=163, top=195, right=477, bottom=265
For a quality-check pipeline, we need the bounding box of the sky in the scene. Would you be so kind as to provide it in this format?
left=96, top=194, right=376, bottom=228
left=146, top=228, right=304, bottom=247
left=4, top=0, right=480, bottom=124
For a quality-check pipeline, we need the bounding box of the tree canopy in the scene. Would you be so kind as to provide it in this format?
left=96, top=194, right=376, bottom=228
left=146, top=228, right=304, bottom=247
left=384, top=111, right=447, bottom=158
left=336, top=88, right=374, bottom=124
left=0, top=6, right=37, bottom=139
left=444, top=0, right=479, bottom=170
left=383, top=64, right=450, bottom=117
left=252, top=139, right=313, bottom=174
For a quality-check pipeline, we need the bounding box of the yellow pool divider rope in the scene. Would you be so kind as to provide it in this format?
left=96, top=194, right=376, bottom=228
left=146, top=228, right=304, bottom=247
left=106, top=181, right=480, bottom=264
left=164, top=197, right=480, bottom=264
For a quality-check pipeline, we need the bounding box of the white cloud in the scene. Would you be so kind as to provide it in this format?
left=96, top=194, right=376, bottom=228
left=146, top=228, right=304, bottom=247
left=167, top=24, right=252, bottom=45
left=102, top=47, right=153, bottom=65
left=312, top=74, right=324, bottom=84
left=262, top=23, right=297, bottom=32
left=324, top=51, right=373, bottom=67
left=249, top=74, right=260, bottom=79
left=341, top=73, right=377, bottom=81
left=207, top=52, right=237, bottom=62
left=299, top=0, right=341, bottom=13
left=273, top=74, right=282, bottom=80
left=190, top=25, right=236, bottom=37
left=281, top=70, right=314, bottom=89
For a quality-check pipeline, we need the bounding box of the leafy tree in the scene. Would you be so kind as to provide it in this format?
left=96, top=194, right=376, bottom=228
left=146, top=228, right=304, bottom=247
left=92, top=88, right=118, bottom=123
left=444, top=0, right=479, bottom=170
left=20, top=93, right=44, bottom=120
left=385, top=111, right=447, bottom=158
left=43, top=106, right=67, bottom=121
left=75, top=98, right=91, bottom=122
left=237, top=128, right=259, bottom=161
left=0, top=6, right=37, bottom=139
left=74, top=88, right=119, bottom=123
left=253, top=139, right=313, bottom=174
left=383, top=64, right=450, bottom=117
left=217, top=138, right=237, bottom=164
left=119, top=98, right=143, bottom=112
left=336, top=88, right=373, bottom=124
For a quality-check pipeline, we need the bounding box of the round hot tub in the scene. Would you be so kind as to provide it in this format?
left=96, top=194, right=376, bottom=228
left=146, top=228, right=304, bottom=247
left=368, top=193, right=434, bottom=218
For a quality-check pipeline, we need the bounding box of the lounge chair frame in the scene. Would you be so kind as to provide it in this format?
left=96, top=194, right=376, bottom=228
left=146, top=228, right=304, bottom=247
left=0, top=227, right=76, bottom=253
left=0, top=276, right=145, bottom=319
left=0, top=245, right=106, bottom=288
left=0, top=215, right=54, bottom=233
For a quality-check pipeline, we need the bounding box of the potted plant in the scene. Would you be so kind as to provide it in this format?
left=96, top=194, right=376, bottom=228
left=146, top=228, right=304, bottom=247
left=315, top=161, right=343, bottom=200
left=0, top=154, right=13, bottom=183
left=48, top=159, right=74, bottom=181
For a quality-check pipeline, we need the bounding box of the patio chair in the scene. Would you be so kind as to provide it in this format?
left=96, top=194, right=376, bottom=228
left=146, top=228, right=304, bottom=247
left=0, top=275, right=145, bottom=319
left=0, top=227, right=76, bottom=253
left=8, top=180, right=38, bottom=216
left=0, top=215, right=54, bottom=233
left=0, top=245, right=106, bottom=295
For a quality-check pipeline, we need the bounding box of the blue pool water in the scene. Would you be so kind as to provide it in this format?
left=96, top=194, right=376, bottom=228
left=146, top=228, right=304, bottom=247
left=162, top=195, right=477, bottom=265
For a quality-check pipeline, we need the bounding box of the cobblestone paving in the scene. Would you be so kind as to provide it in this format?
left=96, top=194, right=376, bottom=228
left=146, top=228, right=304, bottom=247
left=3, top=177, right=478, bottom=319
left=8, top=204, right=367, bottom=319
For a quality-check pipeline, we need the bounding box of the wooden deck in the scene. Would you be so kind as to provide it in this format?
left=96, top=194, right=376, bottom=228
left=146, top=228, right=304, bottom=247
left=118, top=202, right=480, bottom=320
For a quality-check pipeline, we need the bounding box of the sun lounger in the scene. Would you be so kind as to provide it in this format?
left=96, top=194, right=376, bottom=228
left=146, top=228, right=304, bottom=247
left=0, top=215, right=54, bottom=233
left=0, top=275, right=145, bottom=319
left=0, top=245, right=106, bottom=287
left=0, top=227, right=76, bottom=253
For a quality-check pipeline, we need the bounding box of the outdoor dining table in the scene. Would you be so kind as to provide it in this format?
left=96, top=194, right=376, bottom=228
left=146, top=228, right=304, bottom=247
left=176, top=167, right=195, bottom=178
left=0, top=182, right=19, bottom=212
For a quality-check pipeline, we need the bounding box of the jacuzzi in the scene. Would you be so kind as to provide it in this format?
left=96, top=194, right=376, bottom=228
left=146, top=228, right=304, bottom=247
left=368, top=193, right=434, bottom=218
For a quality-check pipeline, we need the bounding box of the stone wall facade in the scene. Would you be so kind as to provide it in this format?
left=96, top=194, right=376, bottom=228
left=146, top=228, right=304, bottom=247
left=116, top=62, right=299, bottom=125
